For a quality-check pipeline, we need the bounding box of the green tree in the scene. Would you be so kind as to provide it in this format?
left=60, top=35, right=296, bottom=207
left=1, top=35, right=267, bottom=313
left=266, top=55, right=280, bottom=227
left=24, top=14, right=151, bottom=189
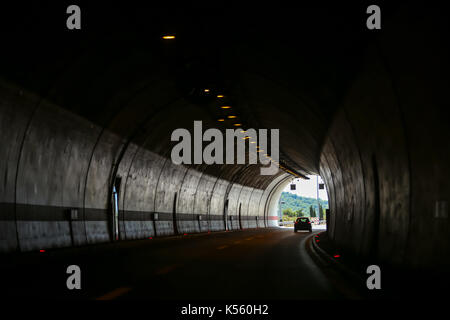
left=318, top=203, right=324, bottom=220
left=295, top=209, right=304, bottom=217
left=282, top=208, right=295, bottom=217
left=309, top=205, right=316, bottom=218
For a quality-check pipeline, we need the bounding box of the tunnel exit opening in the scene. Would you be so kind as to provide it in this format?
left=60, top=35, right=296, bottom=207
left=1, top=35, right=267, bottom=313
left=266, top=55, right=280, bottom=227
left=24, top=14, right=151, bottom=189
left=277, top=175, right=328, bottom=230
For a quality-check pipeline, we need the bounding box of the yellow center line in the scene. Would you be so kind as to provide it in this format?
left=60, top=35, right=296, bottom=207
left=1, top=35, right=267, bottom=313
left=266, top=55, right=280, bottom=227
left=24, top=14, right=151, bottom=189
left=96, top=287, right=132, bottom=300
left=245, top=237, right=254, bottom=241
left=217, top=245, right=228, bottom=250
left=234, top=241, right=241, bottom=244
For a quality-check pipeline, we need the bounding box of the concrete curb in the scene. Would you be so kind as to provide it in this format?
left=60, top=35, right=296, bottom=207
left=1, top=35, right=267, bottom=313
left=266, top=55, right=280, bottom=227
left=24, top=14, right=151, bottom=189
left=309, top=232, right=365, bottom=286
left=305, top=232, right=331, bottom=268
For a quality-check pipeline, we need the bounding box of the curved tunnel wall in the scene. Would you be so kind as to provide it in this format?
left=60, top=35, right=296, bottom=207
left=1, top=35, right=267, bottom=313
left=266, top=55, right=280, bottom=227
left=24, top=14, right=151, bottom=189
left=0, top=81, right=282, bottom=253
left=319, top=8, right=450, bottom=271
left=265, top=176, right=293, bottom=227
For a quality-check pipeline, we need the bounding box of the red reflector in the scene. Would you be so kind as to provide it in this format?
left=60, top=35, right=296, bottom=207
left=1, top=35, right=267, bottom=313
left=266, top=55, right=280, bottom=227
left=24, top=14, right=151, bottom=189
left=149, top=237, right=153, bottom=239
left=334, top=255, right=340, bottom=258
left=184, top=233, right=187, bottom=236
left=316, top=240, right=320, bottom=242
left=39, top=249, right=45, bottom=253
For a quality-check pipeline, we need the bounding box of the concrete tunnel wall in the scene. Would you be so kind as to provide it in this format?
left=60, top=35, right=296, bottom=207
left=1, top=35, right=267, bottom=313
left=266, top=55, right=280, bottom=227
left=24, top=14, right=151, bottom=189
left=0, top=80, right=284, bottom=253
left=319, top=7, right=450, bottom=272
left=265, top=176, right=293, bottom=227
left=0, top=3, right=449, bottom=275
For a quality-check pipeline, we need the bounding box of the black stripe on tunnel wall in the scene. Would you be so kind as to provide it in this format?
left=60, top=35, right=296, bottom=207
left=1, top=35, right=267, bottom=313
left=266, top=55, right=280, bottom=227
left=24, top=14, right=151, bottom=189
left=0, top=203, right=265, bottom=222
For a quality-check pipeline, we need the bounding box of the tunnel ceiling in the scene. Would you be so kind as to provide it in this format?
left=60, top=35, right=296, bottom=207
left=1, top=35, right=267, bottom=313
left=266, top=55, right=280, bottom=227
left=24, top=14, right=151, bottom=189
left=0, top=3, right=388, bottom=184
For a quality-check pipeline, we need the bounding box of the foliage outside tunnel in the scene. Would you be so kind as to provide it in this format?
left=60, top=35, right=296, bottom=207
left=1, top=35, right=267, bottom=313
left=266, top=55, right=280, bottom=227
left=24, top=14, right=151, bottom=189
left=280, top=192, right=328, bottom=222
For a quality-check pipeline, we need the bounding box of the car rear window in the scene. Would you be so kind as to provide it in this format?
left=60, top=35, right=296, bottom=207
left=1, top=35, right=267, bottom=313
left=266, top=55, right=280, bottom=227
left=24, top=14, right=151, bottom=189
left=297, top=218, right=309, bottom=223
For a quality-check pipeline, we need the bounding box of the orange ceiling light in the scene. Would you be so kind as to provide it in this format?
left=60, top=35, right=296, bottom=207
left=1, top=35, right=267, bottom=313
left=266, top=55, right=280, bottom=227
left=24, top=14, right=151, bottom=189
left=162, top=35, right=175, bottom=40
left=217, top=95, right=225, bottom=98
left=221, top=106, right=231, bottom=109
left=227, top=115, right=237, bottom=119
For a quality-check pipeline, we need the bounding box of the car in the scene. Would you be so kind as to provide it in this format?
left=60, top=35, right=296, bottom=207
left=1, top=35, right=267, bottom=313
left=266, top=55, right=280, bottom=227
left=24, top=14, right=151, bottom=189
left=294, top=217, right=312, bottom=232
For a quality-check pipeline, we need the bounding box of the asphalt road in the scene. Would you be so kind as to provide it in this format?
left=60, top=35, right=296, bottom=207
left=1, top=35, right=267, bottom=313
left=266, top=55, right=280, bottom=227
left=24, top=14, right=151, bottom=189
left=0, top=228, right=344, bottom=300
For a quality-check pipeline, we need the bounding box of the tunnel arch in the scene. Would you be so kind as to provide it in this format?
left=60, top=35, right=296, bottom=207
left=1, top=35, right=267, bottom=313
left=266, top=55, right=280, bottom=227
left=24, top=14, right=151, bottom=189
left=0, top=3, right=449, bottom=275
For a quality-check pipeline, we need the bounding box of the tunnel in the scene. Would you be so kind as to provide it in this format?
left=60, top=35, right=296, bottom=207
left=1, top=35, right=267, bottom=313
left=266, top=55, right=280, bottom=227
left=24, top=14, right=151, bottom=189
left=0, top=2, right=449, bottom=303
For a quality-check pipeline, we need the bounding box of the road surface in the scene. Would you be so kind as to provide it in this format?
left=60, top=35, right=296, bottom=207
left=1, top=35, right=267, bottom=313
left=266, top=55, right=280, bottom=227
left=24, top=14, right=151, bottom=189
left=1, top=228, right=344, bottom=300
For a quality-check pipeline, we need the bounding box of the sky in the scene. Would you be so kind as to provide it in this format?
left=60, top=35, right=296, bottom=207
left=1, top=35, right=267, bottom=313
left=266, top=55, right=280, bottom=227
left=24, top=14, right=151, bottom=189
left=282, top=175, right=329, bottom=201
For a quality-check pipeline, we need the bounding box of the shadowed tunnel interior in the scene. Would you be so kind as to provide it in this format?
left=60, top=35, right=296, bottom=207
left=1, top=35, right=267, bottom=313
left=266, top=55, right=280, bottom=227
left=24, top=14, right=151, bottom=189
left=0, top=1, right=449, bottom=296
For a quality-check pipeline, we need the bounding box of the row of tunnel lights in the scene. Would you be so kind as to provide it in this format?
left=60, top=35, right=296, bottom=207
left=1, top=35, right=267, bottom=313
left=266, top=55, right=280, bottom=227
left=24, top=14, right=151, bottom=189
left=206, top=88, right=303, bottom=178
left=205, top=88, right=285, bottom=169
left=162, top=34, right=301, bottom=178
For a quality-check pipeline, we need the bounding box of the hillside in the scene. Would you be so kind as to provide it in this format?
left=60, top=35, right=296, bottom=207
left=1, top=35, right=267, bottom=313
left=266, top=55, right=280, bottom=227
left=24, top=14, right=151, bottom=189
left=279, top=192, right=329, bottom=217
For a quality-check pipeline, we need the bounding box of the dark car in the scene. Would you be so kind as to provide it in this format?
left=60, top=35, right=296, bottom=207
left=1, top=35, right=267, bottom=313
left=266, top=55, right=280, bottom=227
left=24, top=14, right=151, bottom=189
left=294, top=217, right=312, bottom=232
